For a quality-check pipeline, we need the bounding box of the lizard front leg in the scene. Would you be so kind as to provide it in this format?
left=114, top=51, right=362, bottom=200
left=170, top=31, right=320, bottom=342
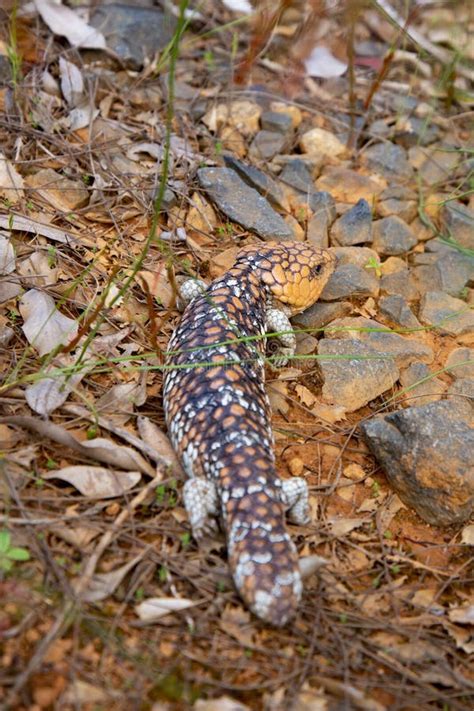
left=266, top=308, right=296, bottom=367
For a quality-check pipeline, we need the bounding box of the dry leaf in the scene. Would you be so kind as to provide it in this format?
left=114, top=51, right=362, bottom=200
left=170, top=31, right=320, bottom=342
left=135, top=597, right=197, bottom=622
left=461, top=523, right=474, bottom=545
left=267, top=380, right=289, bottom=414
left=0, top=214, right=82, bottom=246
left=79, top=553, right=145, bottom=602
left=52, top=524, right=102, bottom=550
left=295, top=383, right=316, bottom=408
left=0, top=233, right=15, bottom=274
left=42, top=465, right=141, bottom=498
left=0, top=152, right=24, bottom=202
left=96, top=375, right=147, bottom=415
left=328, top=517, right=367, bottom=537
left=136, top=416, right=183, bottom=471
left=299, top=554, right=328, bottom=579
left=63, top=680, right=110, bottom=704
left=448, top=605, right=474, bottom=625
left=34, top=0, right=106, bottom=49
left=59, top=57, right=84, bottom=106
left=305, top=45, right=348, bottom=78
left=311, top=402, right=347, bottom=423
left=194, top=696, right=251, bottom=711
left=19, top=290, right=78, bottom=356
left=17, top=250, right=58, bottom=286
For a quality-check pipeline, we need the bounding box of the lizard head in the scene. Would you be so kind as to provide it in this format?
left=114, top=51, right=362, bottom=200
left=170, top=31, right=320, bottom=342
left=236, top=241, right=336, bottom=313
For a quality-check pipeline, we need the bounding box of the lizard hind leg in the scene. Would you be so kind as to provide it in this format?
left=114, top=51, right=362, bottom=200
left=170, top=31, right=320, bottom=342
left=182, top=478, right=219, bottom=540
left=281, top=477, right=310, bottom=525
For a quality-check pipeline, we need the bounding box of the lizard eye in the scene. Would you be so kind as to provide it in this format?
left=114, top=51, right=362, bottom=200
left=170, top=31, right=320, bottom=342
left=311, top=264, right=322, bottom=276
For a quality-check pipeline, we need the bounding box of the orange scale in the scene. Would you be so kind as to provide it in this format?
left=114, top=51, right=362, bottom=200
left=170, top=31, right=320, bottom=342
left=230, top=403, right=246, bottom=417
left=223, top=416, right=236, bottom=428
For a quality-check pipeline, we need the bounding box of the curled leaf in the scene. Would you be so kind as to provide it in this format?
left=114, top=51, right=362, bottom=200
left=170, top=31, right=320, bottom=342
left=43, top=465, right=141, bottom=498
left=19, top=289, right=78, bottom=356
left=135, top=597, right=197, bottom=622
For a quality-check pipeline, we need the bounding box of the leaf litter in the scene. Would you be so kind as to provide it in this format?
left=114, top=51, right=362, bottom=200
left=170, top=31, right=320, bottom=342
left=0, top=1, right=473, bottom=709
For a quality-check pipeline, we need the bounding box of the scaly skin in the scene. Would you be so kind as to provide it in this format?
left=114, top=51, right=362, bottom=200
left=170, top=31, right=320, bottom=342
left=163, top=242, right=336, bottom=625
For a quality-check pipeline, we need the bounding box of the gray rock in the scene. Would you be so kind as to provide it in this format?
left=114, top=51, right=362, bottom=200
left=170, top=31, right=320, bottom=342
left=412, top=250, right=471, bottom=298
left=361, top=401, right=474, bottom=525
left=394, top=116, right=440, bottom=148
left=306, top=191, right=337, bottom=246
left=307, top=214, right=329, bottom=248
left=419, top=291, right=474, bottom=339
left=197, top=167, right=293, bottom=241
left=261, top=111, right=293, bottom=135
left=279, top=159, right=314, bottom=193
left=379, top=295, right=421, bottom=329
left=440, top=201, right=474, bottom=250
left=414, top=144, right=461, bottom=186
left=425, top=239, right=474, bottom=280
left=369, top=119, right=392, bottom=139
left=372, top=216, right=417, bottom=256
left=292, top=301, right=352, bottom=332
left=400, top=361, right=446, bottom=406
left=377, top=185, right=418, bottom=223
left=332, top=246, right=380, bottom=269
left=380, top=268, right=419, bottom=302
left=320, top=264, right=379, bottom=301
left=447, top=378, right=474, bottom=411
left=330, top=199, right=372, bottom=246
left=446, top=347, right=474, bottom=379
left=361, top=142, right=414, bottom=182
left=324, top=316, right=433, bottom=367
left=90, top=4, right=176, bottom=69
left=223, top=155, right=289, bottom=211
left=318, top=338, right=399, bottom=411
left=249, top=130, right=288, bottom=160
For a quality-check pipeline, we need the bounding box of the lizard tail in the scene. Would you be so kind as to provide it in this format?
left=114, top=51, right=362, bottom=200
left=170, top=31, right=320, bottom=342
left=226, top=496, right=302, bottom=627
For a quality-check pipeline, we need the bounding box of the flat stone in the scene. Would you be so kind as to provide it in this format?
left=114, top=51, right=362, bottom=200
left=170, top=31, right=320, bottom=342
left=278, top=159, right=314, bottom=194
left=360, top=142, right=414, bottom=182
left=197, top=167, right=293, bottom=241
left=446, top=348, right=474, bottom=379
left=372, top=216, right=417, bottom=256
left=332, top=246, right=380, bottom=269
left=307, top=214, right=329, bottom=248
left=419, top=291, right=474, bottom=340
left=292, top=301, right=352, bottom=332
left=377, top=185, right=418, bottom=223
left=380, top=269, right=419, bottom=302
left=400, top=362, right=446, bottom=406
left=318, top=338, right=399, bottom=411
left=324, top=316, right=433, bottom=367
left=412, top=250, right=471, bottom=298
left=261, top=111, right=293, bottom=135
left=320, top=263, right=379, bottom=301
left=27, top=168, right=89, bottom=212
left=411, top=144, right=460, bottom=186
left=393, top=116, right=440, bottom=148
left=447, top=378, right=474, bottom=411
left=330, top=198, right=372, bottom=246
left=361, top=400, right=474, bottom=525
left=249, top=130, right=288, bottom=160
left=300, top=127, right=345, bottom=158
left=317, top=167, right=385, bottom=204
left=379, top=295, right=421, bottom=329
left=440, top=201, right=474, bottom=250
left=90, top=4, right=176, bottom=69
left=223, top=155, right=289, bottom=211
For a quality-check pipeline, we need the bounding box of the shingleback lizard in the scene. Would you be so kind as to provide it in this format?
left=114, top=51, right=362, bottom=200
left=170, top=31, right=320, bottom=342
left=163, top=242, right=336, bottom=626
